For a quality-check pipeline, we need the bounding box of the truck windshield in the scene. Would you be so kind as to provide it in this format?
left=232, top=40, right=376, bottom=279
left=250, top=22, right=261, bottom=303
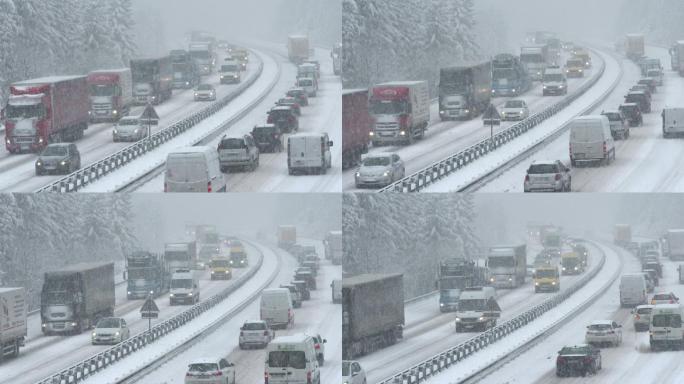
left=268, top=351, right=306, bottom=369
left=536, top=269, right=556, bottom=278
left=492, top=68, right=515, bottom=80
left=128, top=268, right=153, bottom=279
left=171, top=278, right=193, bottom=288
left=90, top=84, right=117, bottom=96
left=521, top=54, right=542, bottom=63
left=6, top=103, right=44, bottom=119
left=370, top=100, right=406, bottom=115
left=440, top=290, right=460, bottom=298
left=191, top=51, right=210, bottom=60
left=221, top=65, right=238, bottom=72
left=652, top=314, right=681, bottom=328
left=211, top=259, right=230, bottom=268
left=165, top=250, right=188, bottom=261
left=132, top=65, right=158, bottom=82
left=567, top=60, right=583, bottom=67
left=42, top=278, right=75, bottom=304
left=488, top=256, right=514, bottom=268
left=459, top=299, right=486, bottom=311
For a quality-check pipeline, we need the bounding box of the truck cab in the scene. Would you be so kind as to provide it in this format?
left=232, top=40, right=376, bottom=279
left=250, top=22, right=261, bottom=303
left=220, top=61, right=241, bottom=84
left=455, top=287, right=500, bottom=332
left=534, top=265, right=560, bottom=292
left=565, top=58, right=585, bottom=78
left=170, top=269, right=199, bottom=305
left=209, top=257, right=232, bottom=280
left=561, top=252, right=584, bottom=275
left=229, top=240, right=248, bottom=267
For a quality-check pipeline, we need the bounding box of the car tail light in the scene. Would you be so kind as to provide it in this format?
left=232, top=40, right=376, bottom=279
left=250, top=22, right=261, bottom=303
left=603, top=141, right=607, bottom=155
left=314, top=343, right=320, bottom=349
left=555, top=173, right=561, bottom=181
left=584, top=357, right=592, bottom=364
left=267, top=115, right=273, bottom=123
left=525, top=175, right=530, bottom=182
left=265, top=372, right=269, bottom=384
left=213, top=371, right=223, bottom=376
left=208, top=181, right=212, bottom=193
left=307, top=371, right=312, bottom=384
left=635, top=314, right=640, bottom=320
left=263, top=330, right=269, bottom=336
left=556, top=356, right=564, bottom=364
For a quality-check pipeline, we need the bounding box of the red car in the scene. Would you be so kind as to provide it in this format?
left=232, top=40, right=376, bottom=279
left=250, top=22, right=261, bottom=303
left=276, top=97, right=301, bottom=116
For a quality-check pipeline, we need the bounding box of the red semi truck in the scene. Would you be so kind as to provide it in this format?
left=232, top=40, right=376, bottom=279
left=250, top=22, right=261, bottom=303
left=87, top=68, right=133, bottom=123
left=368, top=81, right=430, bottom=145
left=4, top=76, right=89, bottom=153
left=342, top=89, right=373, bottom=169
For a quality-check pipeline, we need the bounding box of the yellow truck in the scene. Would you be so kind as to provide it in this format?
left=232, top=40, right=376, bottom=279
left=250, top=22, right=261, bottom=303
left=210, top=257, right=232, bottom=280
left=561, top=252, right=585, bottom=275
left=534, top=265, right=560, bottom=292
left=230, top=240, right=248, bottom=268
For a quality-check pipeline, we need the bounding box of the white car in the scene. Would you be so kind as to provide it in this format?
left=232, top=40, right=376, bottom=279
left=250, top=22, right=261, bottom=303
left=194, top=84, right=217, bottom=101
left=633, top=304, right=654, bottom=332
left=184, top=357, right=236, bottom=384
left=585, top=320, right=622, bottom=347
left=113, top=116, right=151, bottom=142
left=343, top=360, right=366, bottom=384
left=501, top=99, right=529, bottom=121
left=91, top=317, right=130, bottom=345
left=651, top=292, right=680, bottom=305
left=355, top=153, right=405, bottom=188
left=524, top=160, right=572, bottom=192
left=239, top=320, right=274, bottom=349
left=310, top=333, right=327, bottom=365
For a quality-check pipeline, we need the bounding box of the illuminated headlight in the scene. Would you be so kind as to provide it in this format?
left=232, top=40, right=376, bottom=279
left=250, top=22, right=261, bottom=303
left=150, top=290, right=154, bottom=294
left=60, top=160, right=67, bottom=165
left=579, top=69, right=583, bottom=73
left=221, top=76, right=225, bottom=79
left=508, top=277, right=513, bottom=281
left=211, top=271, right=215, bottom=274
left=194, top=93, right=199, bottom=97
left=559, top=85, right=565, bottom=88
left=535, top=282, right=539, bottom=286
left=134, top=129, right=139, bottom=134
left=455, top=318, right=462, bottom=322
left=170, top=293, right=175, bottom=297
left=479, top=317, right=485, bottom=321
left=151, top=96, right=157, bottom=101
left=42, top=323, right=46, bottom=328
left=369, top=132, right=375, bottom=137
left=543, top=86, right=548, bottom=89
left=440, top=303, right=445, bottom=307
left=38, top=137, right=44, bottom=144
left=115, top=331, right=120, bottom=336
left=36, top=161, right=42, bottom=166
left=383, top=171, right=390, bottom=177
left=399, top=131, right=406, bottom=136
left=355, top=171, right=360, bottom=177
left=114, top=129, right=118, bottom=134
left=512, top=89, right=516, bottom=93
left=490, top=277, right=495, bottom=282
left=127, top=291, right=131, bottom=295
left=440, top=110, right=445, bottom=115
left=234, top=75, right=238, bottom=78
left=552, top=281, right=556, bottom=285
left=574, top=267, right=578, bottom=270
left=112, top=110, right=118, bottom=115
left=465, top=109, right=470, bottom=114
left=5, top=138, right=10, bottom=144
left=586, top=62, right=589, bottom=66
left=188, top=293, right=193, bottom=296
left=92, top=332, right=96, bottom=337
left=185, top=82, right=190, bottom=86
left=562, top=267, right=566, bottom=271
left=71, top=322, right=77, bottom=327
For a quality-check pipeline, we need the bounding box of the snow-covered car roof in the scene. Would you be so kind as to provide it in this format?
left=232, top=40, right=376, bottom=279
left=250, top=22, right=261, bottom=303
left=589, top=320, right=613, bottom=326
left=530, top=160, right=558, bottom=166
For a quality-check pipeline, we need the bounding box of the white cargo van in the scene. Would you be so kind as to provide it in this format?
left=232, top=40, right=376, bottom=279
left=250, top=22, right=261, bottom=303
left=265, top=334, right=320, bottom=384
left=649, top=304, right=684, bottom=350
left=331, top=279, right=342, bottom=304
left=288, top=133, right=333, bottom=175
left=170, top=268, right=199, bottom=305
left=662, top=108, right=684, bottom=138
left=164, top=146, right=226, bottom=193
left=569, top=116, right=615, bottom=167
left=619, top=274, right=647, bottom=307
left=260, top=288, right=294, bottom=329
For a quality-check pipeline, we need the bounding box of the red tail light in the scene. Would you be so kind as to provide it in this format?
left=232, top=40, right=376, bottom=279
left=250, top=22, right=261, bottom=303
left=213, top=371, right=223, bottom=376
left=555, top=173, right=561, bottom=181
left=525, top=175, right=530, bottom=182
left=208, top=181, right=212, bottom=193
left=265, top=372, right=269, bottom=384
left=603, top=141, right=607, bottom=155
left=670, top=300, right=674, bottom=303
left=314, top=343, right=320, bottom=349
left=307, top=371, right=312, bottom=384
left=635, top=314, right=640, bottom=320
left=267, top=115, right=273, bottom=123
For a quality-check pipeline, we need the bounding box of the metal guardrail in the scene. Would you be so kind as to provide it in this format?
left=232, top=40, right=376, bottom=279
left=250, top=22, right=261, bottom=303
left=35, top=240, right=264, bottom=384
left=378, top=49, right=608, bottom=193
left=377, top=242, right=608, bottom=384
left=34, top=53, right=265, bottom=193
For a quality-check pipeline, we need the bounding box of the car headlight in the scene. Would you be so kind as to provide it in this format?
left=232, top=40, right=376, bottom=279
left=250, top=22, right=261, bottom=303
left=355, top=172, right=360, bottom=177
left=240, top=260, right=244, bottom=264
left=113, top=129, right=118, bottom=134
left=479, top=317, right=485, bottom=321
left=115, top=331, right=120, bottom=336
left=399, top=131, right=406, bottom=136
left=92, top=332, right=96, bottom=337
left=112, top=110, right=118, bottom=115
left=188, top=293, right=193, bottom=296
left=36, top=161, right=42, bottom=166
left=369, top=132, right=375, bottom=137
left=5, top=138, right=10, bottom=144
left=211, top=271, right=215, bottom=274
left=170, top=293, right=174, bottom=297
left=552, top=281, right=556, bottom=285
left=127, top=291, right=131, bottom=295
left=134, top=129, right=139, bottom=134
left=195, top=93, right=199, bottom=97
left=440, top=303, right=445, bottom=307
left=455, top=318, right=461, bottom=322
left=440, top=110, right=445, bottom=115
left=508, top=277, right=513, bottom=281
left=61, top=160, right=67, bottom=165
left=535, top=282, right=539, bottom=286
left=562, top=267, right=566, bottom=271
left=490, top=277, right=495, bottom=282
left=383, top=171, right=390, bottom=177
left=71, top=322, right=77, bottom=327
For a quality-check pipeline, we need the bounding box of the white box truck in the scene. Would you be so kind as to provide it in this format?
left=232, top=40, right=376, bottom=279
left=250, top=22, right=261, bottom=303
left=0, top=287, right=26, bottom=360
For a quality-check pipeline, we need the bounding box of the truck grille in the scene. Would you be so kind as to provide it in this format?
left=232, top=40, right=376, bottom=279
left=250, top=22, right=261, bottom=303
left=461, top=318, right=478, bottom=323
left=93, top=103, right=111, bottom=111
left=13, top=136, right=34, bottom=143
left=53, top=322, right=65, bottom=329
left=375, top=122, right=399, bottom=133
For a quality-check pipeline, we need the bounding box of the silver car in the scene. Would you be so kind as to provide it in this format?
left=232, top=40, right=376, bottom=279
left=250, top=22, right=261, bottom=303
left=524, top=160, right=571, bottom=192
left=238, top=320, right=274, bottom=349
left=343, top=361, right=366, bottom=384
left=632, top=304, right=654, bottom=332
left=113, top=116, right=150, bottom=142
left=601, top=110, right=630, bottom=140
left=194, top=84, right=216, bottom=101
left=91, top=317, right=130, bottom=345
left=501, top=99, right=529, bottom=121
left=355, top=153, right=405, bottom=188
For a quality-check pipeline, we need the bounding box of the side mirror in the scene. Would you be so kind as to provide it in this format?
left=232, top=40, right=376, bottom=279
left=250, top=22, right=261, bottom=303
left=323, top=339, right=327, bottom=343
left=328, top=141, right=334, bottom=147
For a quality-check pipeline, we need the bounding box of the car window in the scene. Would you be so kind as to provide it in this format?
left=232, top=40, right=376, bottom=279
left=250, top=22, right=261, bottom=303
left=188, top=363, right=219, bottom=372
left=268, top=351, right=306, bottom=369
left=96, top=318, right=121, bottom=328
left=504, top=100, right=524, bottom=108
left=243, top=322, right=266, bottom=330
left=636, top=307, right=653, bottom=315
left=362, top=157, right=391, bottom=167
left=220, top=138, right=246, bottom=150
left=653, top=294, right=671, bottom=300
left=198, top=84, right=213, bottom=90
left=528, top=164, right=558, bottom=174
left=653, top=313, right=682, bottom=328
left=42, top=146, right=68, bottom=157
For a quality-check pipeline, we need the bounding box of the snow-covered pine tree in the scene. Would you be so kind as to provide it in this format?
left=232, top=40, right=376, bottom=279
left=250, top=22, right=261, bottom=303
left=108, top=0, right=136, bottom=66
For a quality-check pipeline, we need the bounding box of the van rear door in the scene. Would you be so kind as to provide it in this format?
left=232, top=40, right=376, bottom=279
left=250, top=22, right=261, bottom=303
left=289, top=136, right=323, bottom=169
left=165, top=153, right=209, bottom=192
left=571, top=121, right=604, bottom=160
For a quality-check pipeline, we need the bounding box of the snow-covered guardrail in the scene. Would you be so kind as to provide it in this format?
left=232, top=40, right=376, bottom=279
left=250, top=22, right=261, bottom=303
left=34, top=53, right=264, bottom=193
left=378, top=49, right=607, bottom=193
left=35, top=239, right=264, bottom=384
left=378, top=242, right=607, bottom=384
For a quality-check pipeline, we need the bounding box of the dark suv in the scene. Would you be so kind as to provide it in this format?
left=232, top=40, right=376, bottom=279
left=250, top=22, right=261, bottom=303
left=556, top=344, right=601, bottom=377
left=267, top=106, right=299, bottom=133
left=35, top=143, right=81, bottom=175
left=251, top=124, right=282, bottom=153
left=624, top=91, right=651, bottom=113
left=286, top=88, right=309, bottom=106
left=619, top=103, right=643, bottom=126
